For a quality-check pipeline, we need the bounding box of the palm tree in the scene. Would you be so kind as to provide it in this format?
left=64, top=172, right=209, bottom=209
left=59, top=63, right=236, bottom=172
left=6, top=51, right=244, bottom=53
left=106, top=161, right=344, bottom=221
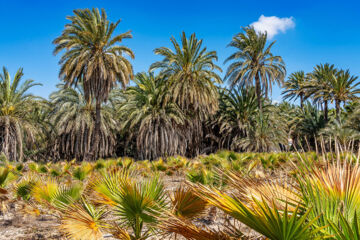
left=320, top=119, right=360, bottom=150
left=150, top=32, right=222, bottom=116
left=50, top=84, right=118, bottom=161
left=118, top=72, right=186, bottom=160
left=215, top=87, right=260, bottom=150
left=224, top=27, right=286, bottom=111
left=239, top=113, right=288, bottom=152
left=150, top=32, right=222, bottom=156
left=282, top=71, right=307, bottom=107
left=329, top=69, right=360, bottom=120
left=292, top=102, right=326, bottom=150
left=0, top=67, right=42, bottom=161
left=307, top=63, right=337, bottom=121
left=53, top=8, right=134, bottom=160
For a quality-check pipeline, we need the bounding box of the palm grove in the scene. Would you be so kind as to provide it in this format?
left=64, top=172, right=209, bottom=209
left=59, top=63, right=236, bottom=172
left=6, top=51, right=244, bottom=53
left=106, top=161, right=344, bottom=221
left=1, top=8, right=360, bottom=162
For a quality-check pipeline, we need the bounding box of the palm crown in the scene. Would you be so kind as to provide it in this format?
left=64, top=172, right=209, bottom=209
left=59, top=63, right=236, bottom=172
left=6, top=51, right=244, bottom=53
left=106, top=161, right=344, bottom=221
left=0, top=67, right=42, bottom=161
left=53, top=8, right=134, bottom=102
left=225, top=26, right=286, bottom=111
left=150, top=32, right=222, bottom=116
left=282, top=71, right=307, bottom=107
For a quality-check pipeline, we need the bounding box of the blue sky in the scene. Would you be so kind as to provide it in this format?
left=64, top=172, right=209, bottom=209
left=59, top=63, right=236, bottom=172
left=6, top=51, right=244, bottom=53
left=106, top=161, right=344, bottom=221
left=0, top=0, right=359, bottom=103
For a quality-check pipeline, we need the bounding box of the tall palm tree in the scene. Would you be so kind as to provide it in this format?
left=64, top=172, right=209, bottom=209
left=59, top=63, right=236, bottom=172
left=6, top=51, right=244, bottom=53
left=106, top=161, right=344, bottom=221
left=150, top=32, right=222, bottom=116
left=150, top=32, right=222, bottom=156
left=282, top=71, right=307, bottom=107
left=53, top=8, right=134, bottom=160
left=0, top=67, right=42, bottom=161
left=50, top=84, right=118, bottom=161
left=118, top=72, right=186, bottom=160
left=307, top=63, right=337, bottom=121
left=329, top=69, right=360, bottom=120
left=224, top=27, right=286, bottom=111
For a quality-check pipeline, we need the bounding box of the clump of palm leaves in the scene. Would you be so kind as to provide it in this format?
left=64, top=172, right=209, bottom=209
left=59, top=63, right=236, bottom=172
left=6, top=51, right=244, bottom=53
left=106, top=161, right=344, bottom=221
left=32, top=177, right=83, bottom=211
left=295, top=155, right=360, bottom=235
left=59, top=199, right=108, bottom=240
left=150, top=158, right=168, bottom=172
left=328, top=212, right=360, bottom=240
left=187, top=173, right=323, bottom=240
left=158, top=213, right=243, bottom=240
left=170, top=186, right=208, bottom=219
left=90, top=169, right=167, bottom=239
left=14, top=174, right=39, bottom=201
left=72, top=163, right=93, bottom=181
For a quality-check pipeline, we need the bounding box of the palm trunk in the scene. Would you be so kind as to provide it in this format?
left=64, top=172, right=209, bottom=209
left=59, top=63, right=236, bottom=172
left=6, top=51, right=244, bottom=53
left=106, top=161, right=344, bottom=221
left=4, top=117, right=9, bottom=160
left=92, top=99, right=101, bottom=161
left=300, top=94, right=304, bottom=108
left=255, top=73, right=262, bottom=112
left=324, top=100, right=328, bottom=122
left=335, top=99, right=341, bottom=121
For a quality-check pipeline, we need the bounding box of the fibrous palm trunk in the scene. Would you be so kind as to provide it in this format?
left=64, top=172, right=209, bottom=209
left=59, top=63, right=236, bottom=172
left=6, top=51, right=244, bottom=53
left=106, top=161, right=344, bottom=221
left=335, top=99, right=341, bottom=121
left=324, top=100, right=328, bottom=121
left=255, top=73, right=262, bottom=112
left=4, top=117, right=9, bottom=159
left=92, top=99, right=101, bottom=161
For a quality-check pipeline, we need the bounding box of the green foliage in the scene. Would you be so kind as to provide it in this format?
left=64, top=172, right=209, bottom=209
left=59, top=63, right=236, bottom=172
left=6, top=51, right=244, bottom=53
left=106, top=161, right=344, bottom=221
left=15, top=179, right=36, bottom=201
left=0, top=167, right=16, bottom=187
left=72, top=164, right=92, bottom=181
left=329, top=212, right=360, bottom=240
left=0, top=67, right=43, bottom=162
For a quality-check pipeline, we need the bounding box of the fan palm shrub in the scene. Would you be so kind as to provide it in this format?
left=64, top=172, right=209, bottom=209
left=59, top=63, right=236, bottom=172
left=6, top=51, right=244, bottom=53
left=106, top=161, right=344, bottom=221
left=54, top=8, right=134, bottom=160
left=170, top=186, right=208, bottom=219
left=60, top=199, right=107, bottom=240
left=14, top=174, right=39, bottom=201
left=328, top=212, right=360, bottom=240
left=0, top=166, right=16, bottom=188
left=158, top=213, right=243, bottom=240
left=32, top=177, right=83, bottom=210
left=113, top=176, right=166, bottom=239
left=189, top=181, right=322, bottom=240
left=91, top=169, right=167, bottom=239
left=295, top=158, right=360, bottom=236
left=72, top=163, right=94, bottom=181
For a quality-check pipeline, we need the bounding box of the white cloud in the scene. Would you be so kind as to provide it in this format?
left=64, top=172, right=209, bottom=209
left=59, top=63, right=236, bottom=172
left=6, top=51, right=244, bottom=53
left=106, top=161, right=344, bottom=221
left=250, top=15, right=295, bottom=39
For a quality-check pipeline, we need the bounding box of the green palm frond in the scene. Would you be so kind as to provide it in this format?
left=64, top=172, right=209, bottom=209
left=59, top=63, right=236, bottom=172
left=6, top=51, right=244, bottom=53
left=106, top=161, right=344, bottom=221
left=191, top=183, right=324, bottom=240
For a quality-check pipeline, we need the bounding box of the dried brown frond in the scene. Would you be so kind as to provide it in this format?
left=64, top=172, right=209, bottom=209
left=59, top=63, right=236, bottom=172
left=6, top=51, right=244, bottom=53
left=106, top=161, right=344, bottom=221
left=158, top=213, right=242, bottom=240
left=170, top=186, right=208, bottom=219
left=207, top=170, right=301, bottom=211
left=111, top=225, right=133, bottom=240
left=59, top=200, right=107, bottom=240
